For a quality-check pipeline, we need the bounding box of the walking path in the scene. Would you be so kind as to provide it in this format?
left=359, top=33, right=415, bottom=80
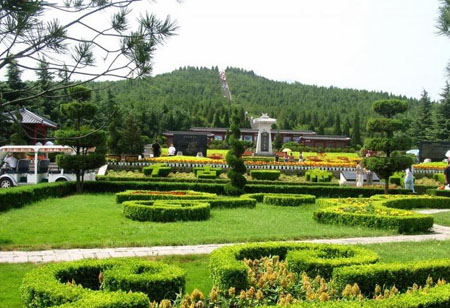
left=1, top=224, right=450, bottom=264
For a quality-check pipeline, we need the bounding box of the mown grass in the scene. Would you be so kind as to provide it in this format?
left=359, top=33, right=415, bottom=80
left=433, top=211, right=450, bottom=226
left=2, top=240, right=450, bottom=308
left=0, top=194, right=397, bottom=251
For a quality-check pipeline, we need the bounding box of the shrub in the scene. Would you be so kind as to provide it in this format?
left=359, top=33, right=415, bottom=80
left=433, top=173, right=445, bottom=184
left=427, top=189, right=450, bottom=197
left=314, top=198, right=433, bottom=233
left=207, top=197, right=256, bottom=209
left=305, top=169, right=333, bottom=182
left=115, top=190, right=217, bottom=203
left=241, top=193, right=265, bottom=202
left=263, top=194, right=316, bottom=206
left=193, top=166, right=222, bottom=177
left=370, top=194, right=450, bottom=209
left=286, top=245, right=379, bottom=279
left=333, top=259, right=450, bottom=296
left=250, top=170, right=281, bottom=180
left=21, top=258, right=186, bottom=307
left=142, top=164, right=171, bottom=177
left=122, top=200, right=211, bottom=222
left=0, top=182, right=75, bottom=212
left=209, top=242, right=378, bottom=291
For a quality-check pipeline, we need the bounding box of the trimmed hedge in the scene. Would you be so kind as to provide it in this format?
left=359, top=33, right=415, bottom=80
left=241, top=193, right=265, bottom=202
left=305, top=169, right=333, bottom=182
left=433, top=173, right=445, bottom=184
left=427, top=189, right=450, bottom=197
left=333, top=259, right=450, bottom=296
left=263, top=194, right=316, bottom=206
left=209, top=242, right=379, bottom=291
left=193, top=166, right=222, bottom=177
left=0, top=182, right=75, bottom=212
left=250, top=170, right=281, bottom=181
left=370, top=194, right=450, bottom=209
left=272, top=284, right=450, bottom=308
left=207, top=197, right=256, bottom=209
left=122, top=200, right=211, bottom=222
left=21, top=258, right=186, bottom=308
left=142, top=164, right=171, bottom=177
left=286, top=245, right=379, bottom=279
left=115, top=190, right=217, bottom=203
left=314, top=199, right=433, bottom=233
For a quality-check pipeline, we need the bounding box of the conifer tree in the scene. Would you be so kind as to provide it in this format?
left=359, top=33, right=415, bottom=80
left=351, top=111, right=362, bottom=146
left=333, top=114, right=342, bottom=135
left=434, top=82, right=450, bottom=141
left=225, top=108, right=246, bottom=195
left=343, top=121, right=351, bottom=137
left=411, top=90, right=433, bottom=145
left=121, top=114, right=143, bottom=155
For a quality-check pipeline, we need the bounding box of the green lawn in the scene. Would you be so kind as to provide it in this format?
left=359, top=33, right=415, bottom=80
left=0, top=194, right=397, bottom=251
left=433, top=211, right=450, bottom=227
left=2, top=240, right=450, bottom=308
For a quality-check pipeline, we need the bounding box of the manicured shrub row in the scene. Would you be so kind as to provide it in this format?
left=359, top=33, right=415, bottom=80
left=427, top=189, right=450, bottom=197
left=209, top=242, right=379, bottom=291
left=115, top=190, right=218, bottom=203
left=280, top=284, right=450, bottom=308
left=21, top=258, right=186, bottom=308
left=286, top=245, right=379, bottom=279
left=122, top=200, right=211, bottom=222
left=245, top=184, right=410, bottom=197
left=142, top=164, right=171, bottom=177
left=263, top=194, right=316, bottom=206
left=85, top=181, right=226, bottom=194
left=241, top=193, right=265, bottom=202
left=193, top=166, right=222, bottom=177
left=370, top=194, right=450, bottom=209
left=333, top=259, right=450, bottom=296
left=0, top=182, right=75, bottom=212
left=433, top=173, right=445, bottom=184
left=305, top=169, right=333, bottom=182
left=207, top=197, right=256, bottom=209
left=314, top=199, right=433, bottom=233
left=250, top=170, right=281, bottom=180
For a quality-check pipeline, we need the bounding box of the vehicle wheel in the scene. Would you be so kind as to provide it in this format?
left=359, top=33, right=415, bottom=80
left=55, top=178, right=68, bottom=182
left=0, top=178, right=14, bottom=188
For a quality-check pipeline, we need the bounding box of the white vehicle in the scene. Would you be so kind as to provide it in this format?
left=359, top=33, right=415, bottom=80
left=0, top=145, right=97, bottom=188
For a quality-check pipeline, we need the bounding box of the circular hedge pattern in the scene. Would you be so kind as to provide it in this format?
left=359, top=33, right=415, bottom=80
left=21, top=258, right=186, bottom=308
left=123, top=200, right=211, bottom=222
left=263, top=194, right=316, bottom=206
left=116, top=190, right=217, bottom=203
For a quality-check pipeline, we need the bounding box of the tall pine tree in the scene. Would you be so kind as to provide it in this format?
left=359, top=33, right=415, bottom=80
left=434, top=82, right=450, bottom=141
left=412, top=89, right=433, bottom=145
left=333, top=114, right=342, bottom=135
left=351, top=111, right=362, bottom=146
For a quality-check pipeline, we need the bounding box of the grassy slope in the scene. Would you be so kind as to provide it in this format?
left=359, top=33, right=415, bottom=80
left=2, top=241, right=450, bottom=308
left=0, top=194, right=396, bottom=251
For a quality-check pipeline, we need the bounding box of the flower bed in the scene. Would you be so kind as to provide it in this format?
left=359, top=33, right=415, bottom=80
left=263, top=194, right=316, bottom=206
left=314, top=198, right=434, bottom=233
left=122, top=200, right=211, bottom=222
left=115, top=190, right=217, bottom=203
left=21, top=258, right=186, bottom=307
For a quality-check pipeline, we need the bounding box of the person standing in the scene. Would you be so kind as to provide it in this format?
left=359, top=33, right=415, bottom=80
left=355, top=162, right=364, bottom=187
left=152, top=141, right=161, bottom=158
left=445, top=160, right=450, bottom=189
left=168, top=144, right=176, bottom=156
left=404, top=167, right=415, bottom=193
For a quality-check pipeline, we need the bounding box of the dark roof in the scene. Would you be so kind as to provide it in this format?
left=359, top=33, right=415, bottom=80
left=190, top=127, right=316, bottom=135
left=163, top=131, right=214, bottom=137
left=302, top=135, right=350, bottom=141
left=3, top=107, right=57, bottom=128
left=341, top=171, right=380, bottom=181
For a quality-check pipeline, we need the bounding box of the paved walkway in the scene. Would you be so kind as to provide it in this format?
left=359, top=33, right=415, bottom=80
left=1, top=224, right=450, bottom=264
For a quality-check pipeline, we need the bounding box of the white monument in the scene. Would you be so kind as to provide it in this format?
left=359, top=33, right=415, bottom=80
left=251, top=113, right=277, bottom=156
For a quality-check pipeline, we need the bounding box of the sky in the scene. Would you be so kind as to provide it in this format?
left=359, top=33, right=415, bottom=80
left=146, top=0, right=450, bottom=101
left=5, top=0, right=450, bottom=101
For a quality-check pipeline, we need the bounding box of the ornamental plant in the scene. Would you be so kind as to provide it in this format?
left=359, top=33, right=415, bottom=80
left=225, top=109, right=247, bottom=195
left=362, top=100, right=413, bottom=194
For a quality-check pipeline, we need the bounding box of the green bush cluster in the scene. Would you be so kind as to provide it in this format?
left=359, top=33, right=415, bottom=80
left=122, top=200, right=211, bottom=222
left=250, top=170, right=281, bottom=181
left=142, top=164, right=171, bottom=177
left=433, top=173, right=445, bottom=184
left=21, top=258, right=186, bottom=308
left=209, top=242, right=378, bottom=291
left=241, top=193, right=265, bottom=202
left=263, top=194, right=316, bottom=206
left=305, top=169, right=333, bottom=182
left=0, top=182, right=75, bottom=212
left=286, top=245, right=379, bottom=279
left=389, top=171, right=406, bottom=186
left=370, top=194, right=450, bottom=209
left=193, top=166, right=222, bottom=177
left=207, top=197, right=256, bottom=209
left=115, top=190, right=217, bottom=203
left=333, top=259, right=450, bottom=296
left=427, top=189, right=450, bottom=197
left=314, top=198, right=434, bottom=233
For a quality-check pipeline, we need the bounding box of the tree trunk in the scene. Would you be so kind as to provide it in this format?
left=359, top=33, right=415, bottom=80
left=75, top=171, right=81, bottom=193
left=384, top=178, right=389, bottom=195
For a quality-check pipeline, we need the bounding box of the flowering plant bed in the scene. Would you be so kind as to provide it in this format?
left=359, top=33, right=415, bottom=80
left=315, top=197, right=434, bottom=233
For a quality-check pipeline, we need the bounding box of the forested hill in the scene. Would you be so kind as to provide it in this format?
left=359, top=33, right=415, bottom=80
left=97, top=66, right=420, bottom=138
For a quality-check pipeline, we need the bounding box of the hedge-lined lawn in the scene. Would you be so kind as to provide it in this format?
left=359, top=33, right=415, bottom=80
left=433, top=211, right=450, bottom=226
left=0, top=194, right=396, bottom=251
left=2, top=241, right=450, bottom=308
